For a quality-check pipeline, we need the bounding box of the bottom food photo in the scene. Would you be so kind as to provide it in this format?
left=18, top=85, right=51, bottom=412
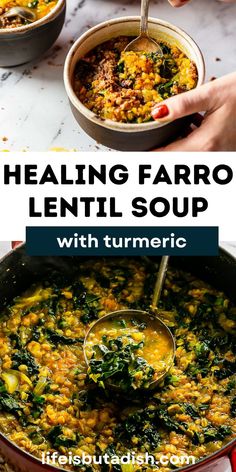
left=0, top=245, right=235, bottom=472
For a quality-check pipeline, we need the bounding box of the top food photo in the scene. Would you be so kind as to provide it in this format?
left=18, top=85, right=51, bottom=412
left=0, top=0, right=236, bottom=151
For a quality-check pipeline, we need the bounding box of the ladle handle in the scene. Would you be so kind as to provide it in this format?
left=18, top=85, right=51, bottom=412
left=152, top=256, right=170, bottom=310
left=140, top=0, right=150, bottom=36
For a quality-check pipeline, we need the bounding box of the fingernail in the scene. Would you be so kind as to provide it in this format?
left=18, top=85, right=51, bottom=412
left=152, top=104, right=169, bottom=120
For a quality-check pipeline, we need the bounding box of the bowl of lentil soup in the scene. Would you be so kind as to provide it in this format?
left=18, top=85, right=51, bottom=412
left=0, top=0, right=65, bottom=66
left=0, top=247, right=235, bottom=472
left=64, top=17, right=205, bottom=151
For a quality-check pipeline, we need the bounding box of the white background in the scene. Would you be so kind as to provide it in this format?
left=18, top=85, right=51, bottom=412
left=0, top=152, right=235, bottom=241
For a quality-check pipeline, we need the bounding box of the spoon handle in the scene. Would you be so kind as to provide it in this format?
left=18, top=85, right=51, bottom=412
left=152, top=256, right=169, bottom=310
left=140, top=0, right=150, bottom=37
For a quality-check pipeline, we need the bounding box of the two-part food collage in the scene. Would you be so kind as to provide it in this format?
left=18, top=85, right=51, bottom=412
left=0, top=2, right=235, bottom=472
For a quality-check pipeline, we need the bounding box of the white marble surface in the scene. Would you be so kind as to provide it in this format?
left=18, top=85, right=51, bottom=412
left=0, top=0, right=236, bottom=151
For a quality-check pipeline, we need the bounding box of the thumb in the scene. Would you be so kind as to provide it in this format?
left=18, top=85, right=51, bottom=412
left=152, top=82, right=214, bottom=122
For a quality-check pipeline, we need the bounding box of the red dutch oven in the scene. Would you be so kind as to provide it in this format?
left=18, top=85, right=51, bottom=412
left=0, top=244, right=235, bottom=472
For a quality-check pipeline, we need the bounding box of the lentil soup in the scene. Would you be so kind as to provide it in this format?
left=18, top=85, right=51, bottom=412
left=73, top=37, right=198, bottom=124
left=0, top=0, right=58, bottom=28
left=0, top=258, right=235, bottom=472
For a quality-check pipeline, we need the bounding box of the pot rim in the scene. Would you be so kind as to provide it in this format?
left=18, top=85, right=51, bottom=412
left=0, top=245, right=235, bottom=471
left=64, top=16, right=205, bottom=134
left=0, top=0, right=65, bottom=35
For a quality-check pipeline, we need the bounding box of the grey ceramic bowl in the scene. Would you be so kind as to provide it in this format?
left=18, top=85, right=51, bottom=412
left=0, top=0, right=66, bottom=67
left=64, top=17, right=205, bottom=151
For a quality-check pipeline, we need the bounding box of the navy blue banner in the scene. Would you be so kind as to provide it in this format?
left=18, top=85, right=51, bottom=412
left=26, top=227, right=219, bottom=256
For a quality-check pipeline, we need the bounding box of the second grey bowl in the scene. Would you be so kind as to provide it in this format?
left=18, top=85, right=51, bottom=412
left=0, top=0, right=66, bottom=67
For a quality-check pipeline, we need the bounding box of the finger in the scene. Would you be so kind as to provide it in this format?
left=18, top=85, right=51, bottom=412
left=152, top=82, right=215, bottom=123
left=168, top=0, right=191, bottom=6
left=12, top=241, right=23, bottom=249
left=152, top=129, right=206, bottom=151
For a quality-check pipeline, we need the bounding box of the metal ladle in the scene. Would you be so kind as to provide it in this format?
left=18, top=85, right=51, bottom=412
left=84, top=256, right=175, bottom=391
left=0, top=7, right=36, bottom=25
left=124, top=0, right=163, bottom=55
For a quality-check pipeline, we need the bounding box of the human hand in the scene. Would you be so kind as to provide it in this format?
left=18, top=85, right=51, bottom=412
left=12, top=242, right=23, bottom=249
left=168, top=0, right=191, bottom=7
left=151, top=72, right=236, bottom=151
left=168, top=0, right=235, bottom=6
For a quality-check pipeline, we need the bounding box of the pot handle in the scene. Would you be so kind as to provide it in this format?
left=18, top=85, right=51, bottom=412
left=231, top=448, right=236, bottom=472
left=11, top=241, right=23, bottom=249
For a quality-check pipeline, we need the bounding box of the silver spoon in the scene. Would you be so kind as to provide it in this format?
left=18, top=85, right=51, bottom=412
left=0, top=6, right=36, bottom=24
left=125, top=0, right=163, bottom=55
left=151, top=256, right=169, bottom=311
left=84, top=256, right=175, bottom=392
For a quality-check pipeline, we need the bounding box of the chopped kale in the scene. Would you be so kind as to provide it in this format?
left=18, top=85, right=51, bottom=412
left=9, top=333, right=22, bottom=349
left=47, top=425, right=77, bottom=448
left=110, top=267, right=132, bottom=296
left=184, top=403, right=199, bottom=420
left=88, top=338, right=154, bottom=391
left=214, top=359, right=236, bottom=380
left=0, top=395, right=20, bottom=412
left=95, top=273, right=110, bottom=288
left=117, top=61, right=124, bottom=74
left=157, top=408, right=188, bottom=435
left=146, top=52, right=162, bottom=62
left=31, top=326, right=42, bottom=342
left=225, top=378, right=236, bottom=395
left=204, top=293, right=217, bottom=303
left=29, top=430, right=45, bottom=445
left=12, top=350, right=39, bottom=376
left=73, top=287, right=101, bottom=325
left=0, top=381, right=6, bottom=393
left=160, top=58, right=178, bottom=78
left=0, top=390, right=21, bottom=415
left=72, top=280, right=87, bottom=308
left=231, top=397, right=236, bottom=417
left=26, top=392, right=46, bottom=420
left=203, top=425, right=232, bottom=443
left=160, top=43, right=171, bottom=55
left=46, top=329, right=83, bottom=345
left=80, top=307, right=98, bottom=325
left=156, top=80, right=174, bottom=97
left=100, top=445, right=121, bottom=472
left=115, top=408, right=160, bottom=450
left=76, top=389, right=105, bottom=411
left=47, top=295, right=62, bottom=317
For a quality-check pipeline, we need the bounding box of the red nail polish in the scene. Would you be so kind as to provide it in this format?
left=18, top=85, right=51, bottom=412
left=152, top=104, right=169, bottom=119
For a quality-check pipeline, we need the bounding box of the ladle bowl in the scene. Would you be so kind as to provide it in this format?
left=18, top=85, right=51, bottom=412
left=84, top=309, right=176, bottom=392
left=124, top=0, right=163, bottom=55
left=0, top=6, right=36, bottom=24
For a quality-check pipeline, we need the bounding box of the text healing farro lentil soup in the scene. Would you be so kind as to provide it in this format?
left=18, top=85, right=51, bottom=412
left=73, top=37, right=198, bottom=124
left=0, top=0, right=58, bottom=28
left=0, top=258, right=235, bottom=472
